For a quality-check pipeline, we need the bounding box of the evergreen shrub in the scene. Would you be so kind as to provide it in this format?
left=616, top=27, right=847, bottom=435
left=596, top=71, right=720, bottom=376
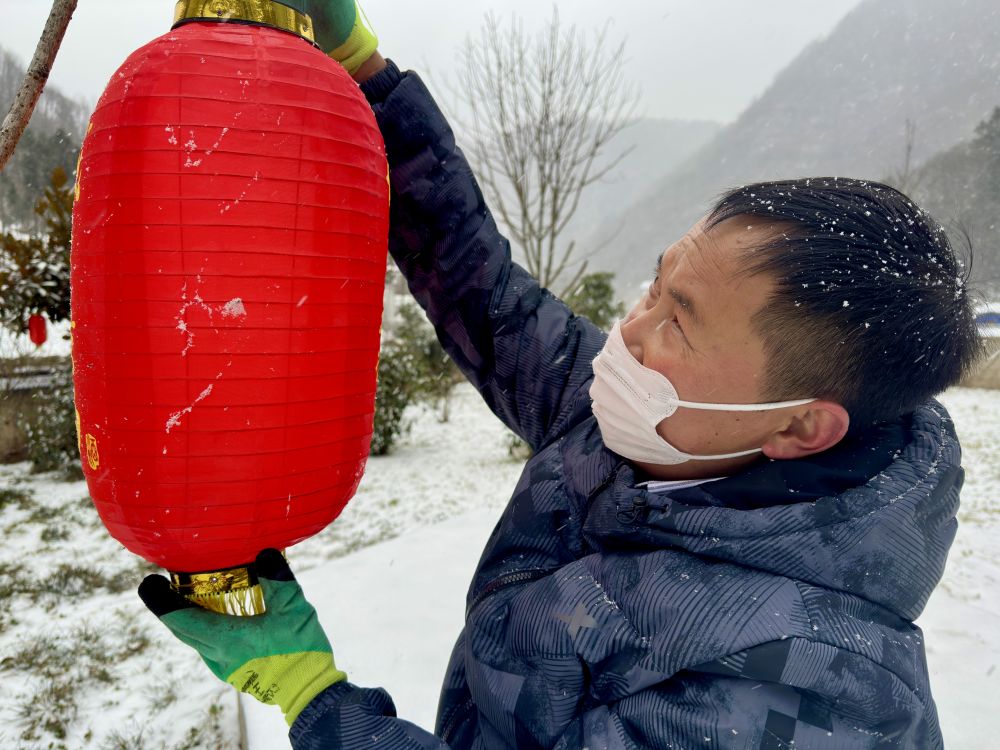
left=370, top=343, right=417, bottom=456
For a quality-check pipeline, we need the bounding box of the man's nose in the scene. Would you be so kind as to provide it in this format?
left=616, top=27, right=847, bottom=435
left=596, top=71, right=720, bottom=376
left=620, top=312, right=648, bottom=364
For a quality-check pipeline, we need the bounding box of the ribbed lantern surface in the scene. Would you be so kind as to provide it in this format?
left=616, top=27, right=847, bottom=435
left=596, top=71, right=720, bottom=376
left=71, top=22, right=389, bottom=573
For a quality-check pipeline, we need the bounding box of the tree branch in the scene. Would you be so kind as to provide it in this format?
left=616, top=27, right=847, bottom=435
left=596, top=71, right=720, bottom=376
left=0, top=0, right=78, bottom=171
left=453, top=7, right=639, bottom=291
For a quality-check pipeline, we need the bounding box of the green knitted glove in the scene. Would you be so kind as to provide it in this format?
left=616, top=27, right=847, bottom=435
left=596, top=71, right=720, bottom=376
left=138, top=549, right=346, bottom=726
left=308, top=0, right=379, bottom=74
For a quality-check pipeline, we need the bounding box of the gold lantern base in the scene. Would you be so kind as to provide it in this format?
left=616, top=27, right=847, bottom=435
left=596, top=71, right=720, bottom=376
left=170, top=562, right=266, bottom=617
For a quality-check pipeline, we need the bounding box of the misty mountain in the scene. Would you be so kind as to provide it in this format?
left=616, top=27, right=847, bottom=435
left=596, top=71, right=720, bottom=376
left=558, top=117, right=722, bottom=272
left=456, top=113, right=722, bottom=295
left=0, top=47, right=89, bottom=230
left=586, top=0, right=1000, bottom=295
left=906, top=107, right=1000, bottom=296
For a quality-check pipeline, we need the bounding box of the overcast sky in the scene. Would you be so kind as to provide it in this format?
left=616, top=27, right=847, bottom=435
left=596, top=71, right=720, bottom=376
left=3, top=0, right=862, bottom=122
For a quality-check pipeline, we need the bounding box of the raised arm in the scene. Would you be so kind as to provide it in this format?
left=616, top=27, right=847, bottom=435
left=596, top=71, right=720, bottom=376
left=354, top=54, right=607, bottom=449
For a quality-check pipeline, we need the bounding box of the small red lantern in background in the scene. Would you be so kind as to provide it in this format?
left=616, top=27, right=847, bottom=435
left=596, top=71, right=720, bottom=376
left=28, top=314, right=47, bottom=348
left=71, top=5, right=389, bottom=613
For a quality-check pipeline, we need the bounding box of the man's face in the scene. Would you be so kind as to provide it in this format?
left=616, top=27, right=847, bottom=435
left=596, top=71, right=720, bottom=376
left=619, top=216, right=791, bottom=480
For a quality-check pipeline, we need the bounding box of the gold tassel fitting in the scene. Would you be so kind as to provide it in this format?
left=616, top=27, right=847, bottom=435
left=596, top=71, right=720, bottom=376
left=170, top=562, right=266, bottom=617
left=173, top=0, right=316, bottom=45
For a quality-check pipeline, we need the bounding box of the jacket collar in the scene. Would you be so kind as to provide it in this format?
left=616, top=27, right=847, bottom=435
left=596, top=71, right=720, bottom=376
left=581, top=400, right=961, bottom=621
left=668, top=412, right=911, bottom=510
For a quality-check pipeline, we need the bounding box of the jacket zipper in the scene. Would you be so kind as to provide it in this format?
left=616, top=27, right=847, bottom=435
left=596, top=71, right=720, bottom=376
left=465, top=568, right=552, bottom=620
left=440, top=696, right=475, bottom=745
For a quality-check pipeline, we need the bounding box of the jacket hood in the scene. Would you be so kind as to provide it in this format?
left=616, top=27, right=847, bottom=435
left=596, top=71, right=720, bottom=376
left=582, top=399, right=961, bottom=622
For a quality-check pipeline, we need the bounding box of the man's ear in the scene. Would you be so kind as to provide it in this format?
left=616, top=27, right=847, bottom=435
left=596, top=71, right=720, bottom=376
left=761, top=401, right=850, bottom=460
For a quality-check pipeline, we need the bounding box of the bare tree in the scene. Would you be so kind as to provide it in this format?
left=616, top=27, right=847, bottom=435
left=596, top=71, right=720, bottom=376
left=0, top=0, right=78, bottom=171
left=887, top=118, right=925, bottom=195
left=454, top=9, right=639, bottom=296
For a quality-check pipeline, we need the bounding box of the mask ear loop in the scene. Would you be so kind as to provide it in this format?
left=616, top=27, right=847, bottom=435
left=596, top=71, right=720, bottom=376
left=661, top=398, right=815, bottom=461
left=680, top=446, right=764, bottom=461
left=672, top=398, right=816, bottom=412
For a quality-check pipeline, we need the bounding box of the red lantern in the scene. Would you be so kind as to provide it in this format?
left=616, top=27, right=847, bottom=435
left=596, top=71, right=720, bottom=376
left=71, top=12, right=389, bottom=611
left=28, top=314, right=47, bottom=347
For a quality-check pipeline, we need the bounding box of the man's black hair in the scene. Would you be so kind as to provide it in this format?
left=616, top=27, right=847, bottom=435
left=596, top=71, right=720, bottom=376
left=706, top=177, right=983, bottom=431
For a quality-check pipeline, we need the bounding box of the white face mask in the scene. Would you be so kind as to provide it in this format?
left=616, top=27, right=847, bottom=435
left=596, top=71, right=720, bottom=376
left=589, top=321, right=815, bottom=465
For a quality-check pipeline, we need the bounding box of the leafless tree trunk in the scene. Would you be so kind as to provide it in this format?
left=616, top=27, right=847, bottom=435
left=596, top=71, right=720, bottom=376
left=888, top=118, right=925, bottom=195
left=0, top=0, right=78, bottom=171
left=454, top=9, right=639, bottom=296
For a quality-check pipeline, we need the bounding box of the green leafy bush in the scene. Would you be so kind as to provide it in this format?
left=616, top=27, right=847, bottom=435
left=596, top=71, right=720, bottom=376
left=370, top=343, right=417, bottom=456
left=563, top=271, right=626, bottom=331
left=0, top=167, right=73, bottom=337
left=391, top=301, right=463, bottom=422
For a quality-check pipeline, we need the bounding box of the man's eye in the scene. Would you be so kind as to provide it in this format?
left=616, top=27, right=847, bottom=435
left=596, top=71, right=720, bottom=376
left=672, top=316, right=690, bottom=345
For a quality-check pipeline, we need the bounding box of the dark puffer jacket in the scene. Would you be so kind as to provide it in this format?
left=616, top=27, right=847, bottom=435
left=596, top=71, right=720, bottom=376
left=290, top=61, right=958, bottom=749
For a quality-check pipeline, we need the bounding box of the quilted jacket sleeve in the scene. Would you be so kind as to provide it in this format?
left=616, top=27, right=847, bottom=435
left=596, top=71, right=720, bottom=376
left=361, top=61, right=607, bottom=450
left=288, top=653, right=933, bottom=749
left=289, top=681, right=448, bottom=750
left=287, top=61, right=607, bottom=749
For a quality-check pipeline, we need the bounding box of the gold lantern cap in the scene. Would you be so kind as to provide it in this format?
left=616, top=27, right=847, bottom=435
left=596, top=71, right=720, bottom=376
left=170, top=560, right=267, bottom=617
left=173, top=0, right=317, bottom=46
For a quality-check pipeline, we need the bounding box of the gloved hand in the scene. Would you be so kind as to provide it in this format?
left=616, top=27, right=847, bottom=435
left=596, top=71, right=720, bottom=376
left=308, top=0, right=379, bottom=74
left=138, top=549, right=346, bottom=726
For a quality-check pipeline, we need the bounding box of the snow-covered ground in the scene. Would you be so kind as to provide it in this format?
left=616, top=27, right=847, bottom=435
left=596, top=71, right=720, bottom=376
left=0, top=384, right=997, bottom=748
left=0, top=383, right=521, bottom=749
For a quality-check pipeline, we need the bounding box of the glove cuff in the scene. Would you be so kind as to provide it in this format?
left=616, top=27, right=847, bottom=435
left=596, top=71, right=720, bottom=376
left=281, top=656, right=349, bottom=726
left=327, top=14, right=379, bottom=74
left=224, top=651, right=347, bottom=725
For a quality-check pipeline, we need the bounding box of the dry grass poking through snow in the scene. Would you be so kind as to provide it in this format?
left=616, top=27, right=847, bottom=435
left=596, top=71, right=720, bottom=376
left=0, top=479, right=239, bottom=749
left=0, top=385, right=518, bottom=749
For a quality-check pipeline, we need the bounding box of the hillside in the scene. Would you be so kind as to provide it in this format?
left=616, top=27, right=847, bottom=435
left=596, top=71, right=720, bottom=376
left=587, top=0, right=1000, bottom=294
left=907, top=108, right=1000, bottom=295
left=457, top=114, right=722, bottom=294
left=0, top=48, right=89, bottom=230
left=555, top=117, right=722, bottom=270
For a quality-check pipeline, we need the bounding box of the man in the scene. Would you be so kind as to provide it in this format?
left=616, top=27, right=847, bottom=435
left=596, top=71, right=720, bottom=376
left=139, top=3, right=983, bottom=748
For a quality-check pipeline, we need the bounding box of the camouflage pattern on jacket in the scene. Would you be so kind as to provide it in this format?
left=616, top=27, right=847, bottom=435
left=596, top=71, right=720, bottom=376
left=291, top=62, right=955, bottom=750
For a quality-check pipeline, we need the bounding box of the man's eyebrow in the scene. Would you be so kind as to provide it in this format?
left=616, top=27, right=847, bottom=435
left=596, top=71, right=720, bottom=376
left=668, top=287, right=702, bottom=326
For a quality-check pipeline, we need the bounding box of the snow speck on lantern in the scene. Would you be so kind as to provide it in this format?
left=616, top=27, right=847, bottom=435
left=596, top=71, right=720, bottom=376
left=165, top=383, right=215, bottom=434
left=219, top=171, right=260, bottom=214
left=220, top=298, right=247, bottom=319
